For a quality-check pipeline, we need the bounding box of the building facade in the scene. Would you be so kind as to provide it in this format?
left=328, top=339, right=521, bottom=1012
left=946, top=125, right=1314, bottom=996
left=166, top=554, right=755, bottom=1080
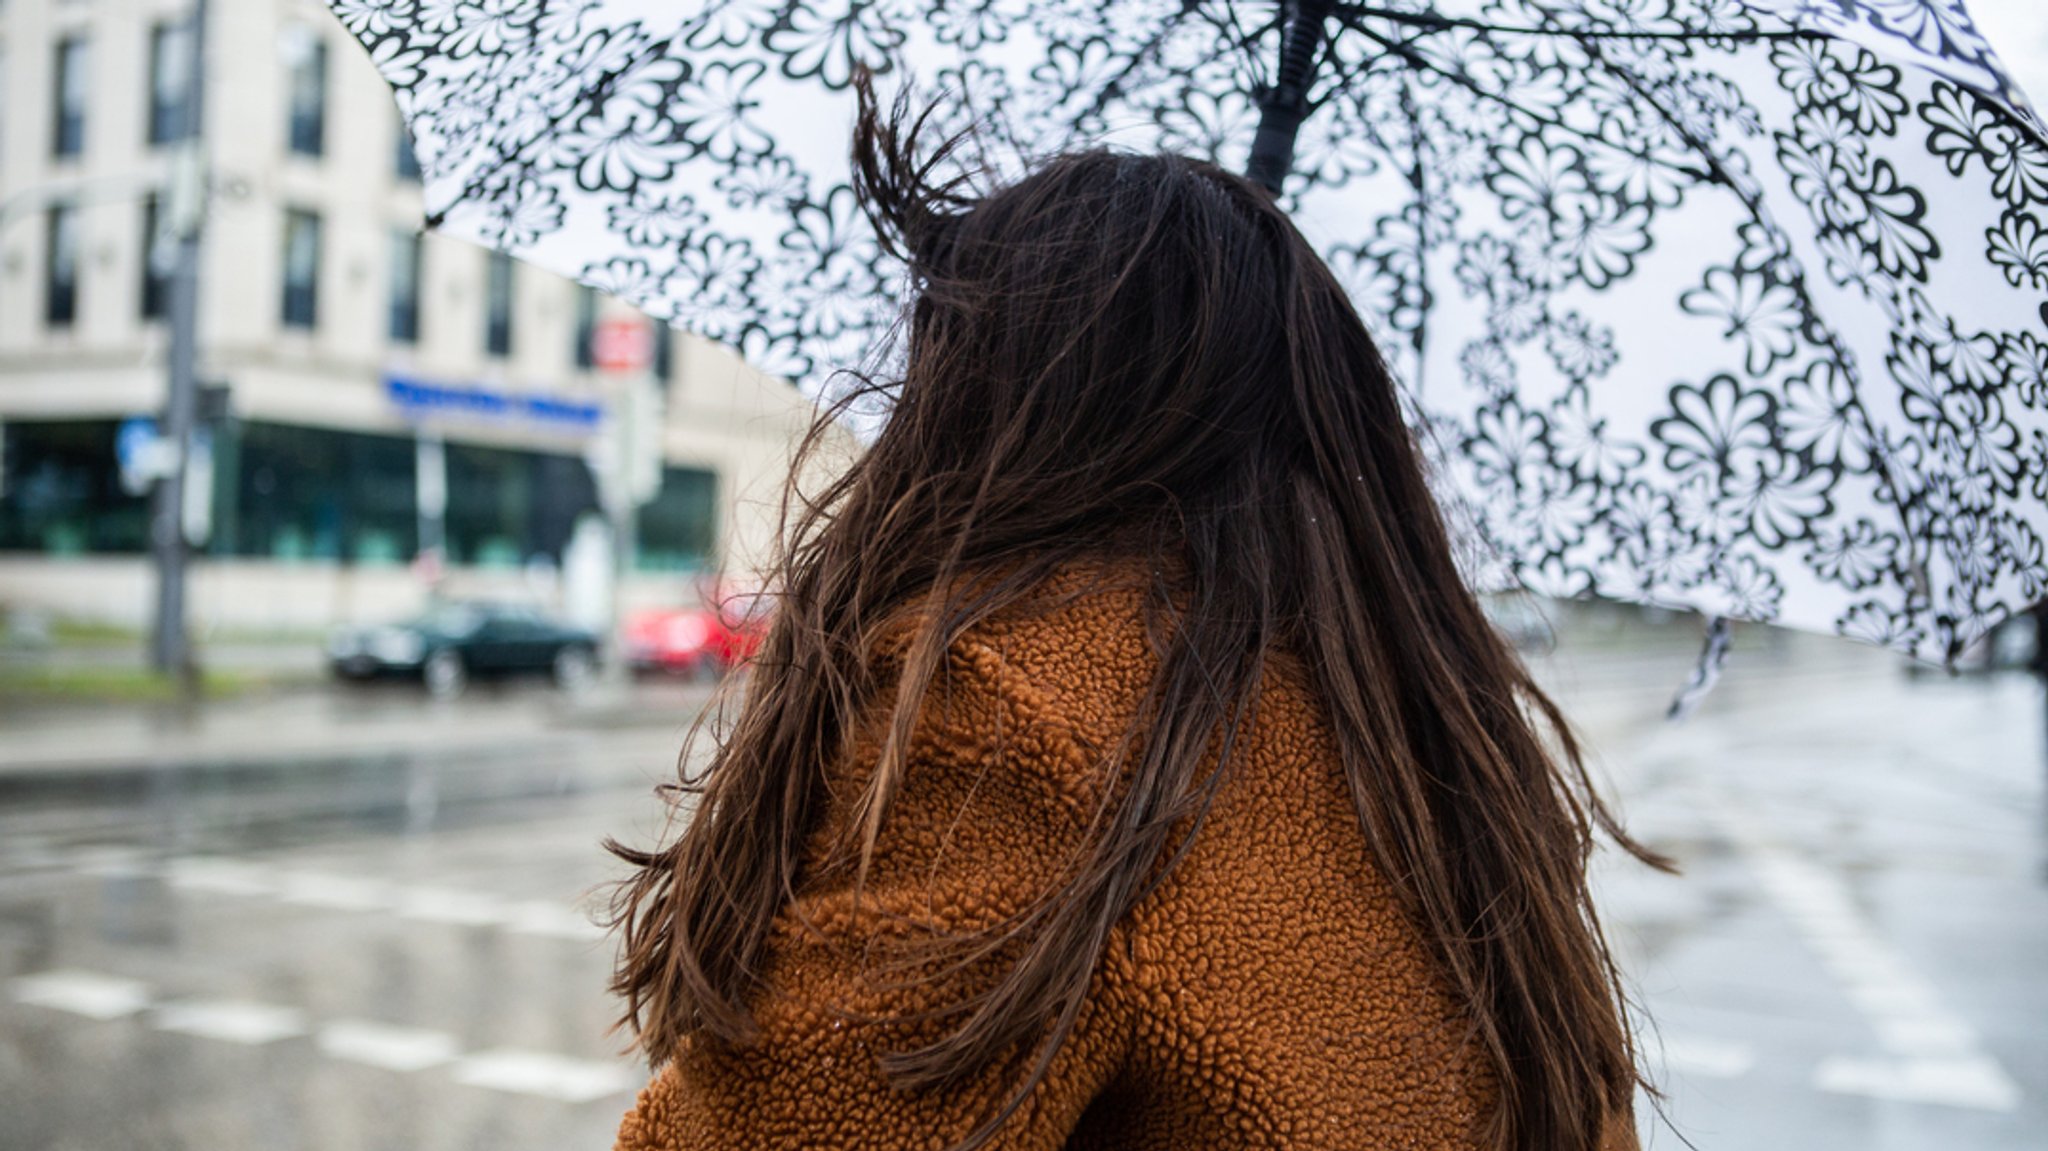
left=0, top=0, right=821, bottom=630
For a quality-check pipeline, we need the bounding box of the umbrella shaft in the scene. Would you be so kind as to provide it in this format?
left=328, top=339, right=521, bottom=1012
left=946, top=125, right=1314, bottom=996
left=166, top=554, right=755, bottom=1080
left=1247, top=0, right=1336, bottom=194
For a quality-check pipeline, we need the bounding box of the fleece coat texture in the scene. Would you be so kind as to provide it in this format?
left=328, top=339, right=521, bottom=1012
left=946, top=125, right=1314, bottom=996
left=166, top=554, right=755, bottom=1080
left=614, top=563, right=1637, bottom=1150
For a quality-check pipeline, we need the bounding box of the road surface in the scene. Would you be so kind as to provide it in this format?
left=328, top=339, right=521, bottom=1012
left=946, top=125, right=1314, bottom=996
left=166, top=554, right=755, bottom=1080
left=1, top=626, right=2041, bottom=1150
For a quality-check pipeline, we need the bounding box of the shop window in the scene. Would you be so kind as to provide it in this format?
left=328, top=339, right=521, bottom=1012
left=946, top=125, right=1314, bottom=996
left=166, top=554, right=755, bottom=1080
left=0, top=421, right=150, bottom=555
left=211, top=422, right=417, bottom=564
left=636, top=467, right=716, bottom=571
left=445, top=442, right=598, bottom=567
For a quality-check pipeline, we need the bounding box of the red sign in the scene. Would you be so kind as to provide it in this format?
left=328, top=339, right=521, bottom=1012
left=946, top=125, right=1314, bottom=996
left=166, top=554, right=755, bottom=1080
left=591, top=316, right=653, bottom=374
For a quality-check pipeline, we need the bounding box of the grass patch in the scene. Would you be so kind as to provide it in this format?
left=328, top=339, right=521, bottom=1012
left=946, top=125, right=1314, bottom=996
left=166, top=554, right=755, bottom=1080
left=0, top=666, right=261, bottom=704
left=46, top=619, right=144, bottom=646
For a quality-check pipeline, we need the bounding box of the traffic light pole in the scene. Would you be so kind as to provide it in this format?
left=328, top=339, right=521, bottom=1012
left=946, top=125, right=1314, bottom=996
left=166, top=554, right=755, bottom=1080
left=150, top=0, right=207, bottom=684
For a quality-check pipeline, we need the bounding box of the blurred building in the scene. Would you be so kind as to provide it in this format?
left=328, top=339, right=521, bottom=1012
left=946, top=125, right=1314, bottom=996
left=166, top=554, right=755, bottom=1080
left=0, top=0, right=819, bottom=631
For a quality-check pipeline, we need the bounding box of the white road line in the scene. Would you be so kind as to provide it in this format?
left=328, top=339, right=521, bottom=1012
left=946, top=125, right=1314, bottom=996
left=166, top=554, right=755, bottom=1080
left=1705, top=794, right=2023, bottom=1113
left=318, top=1019, right=462, bottom=1072
left=452, top=1049, right=638, bottom=1103
left=503, top=900, right=607, bottom=942
left=67, top=852, right=603, bottom=944
left=9, top=970, right=152, bottom=1020
left=65, top=847, right=157, bottom=879
left=1650, top=1035, right=1756, bottom=1080
left=397, top=887, right=509, bottom=927
left=11, top=967, right=636, bottom=1100
left=154, top=999, right=308, bottom=1045
left=1815, top=1054, right=2022, bottom=1112
left=276, top=871, right=394, bottom=912
left=165, top=857, right=277, bottom=897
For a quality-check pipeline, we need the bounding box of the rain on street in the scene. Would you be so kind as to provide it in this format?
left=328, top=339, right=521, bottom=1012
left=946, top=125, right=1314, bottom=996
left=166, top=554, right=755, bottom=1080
left=1, top=617, right=2042, bottom=1151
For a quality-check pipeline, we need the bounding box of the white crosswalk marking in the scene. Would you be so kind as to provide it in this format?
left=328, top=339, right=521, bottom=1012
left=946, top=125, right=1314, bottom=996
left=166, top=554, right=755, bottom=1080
left=452, top=1049, right=638, bottom=1102
left=154, top=999, right=308, bottom=1045
left=1815, top=1054, right=2022, bottom=1113
left=1651, top=1035, right=1756, bottom=1080
left=277, top=871, right=394, bottom=912
left=398, top=886, right=509, bottom=927
left=166, top=857, right=277, bottom=897
left=1705, top=792, right=2024, bottom=1113
left=9, top=970, right=151, bottom=1020
left=503, top=900, right=606, bottom=941
left=318, top=1019, right=462, bottom=1071
left=61, top=850, right=604, bottom=945
left=70, top=847, right=159, bottom=880
left=7, top=967, right=637, bottom=1100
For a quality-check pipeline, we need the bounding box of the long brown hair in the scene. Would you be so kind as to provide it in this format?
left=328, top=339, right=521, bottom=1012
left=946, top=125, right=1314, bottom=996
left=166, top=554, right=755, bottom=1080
left=610, top=75, right=1664, bottom=1150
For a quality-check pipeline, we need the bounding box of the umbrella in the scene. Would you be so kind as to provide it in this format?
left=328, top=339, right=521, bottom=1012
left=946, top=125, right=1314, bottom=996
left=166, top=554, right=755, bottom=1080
left=328, top=0, right=2048, bottom=667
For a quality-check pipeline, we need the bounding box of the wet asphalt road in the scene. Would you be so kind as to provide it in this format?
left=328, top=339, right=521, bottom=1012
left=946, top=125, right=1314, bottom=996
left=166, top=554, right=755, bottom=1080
left=1, top=629, right=2044, bottom=1151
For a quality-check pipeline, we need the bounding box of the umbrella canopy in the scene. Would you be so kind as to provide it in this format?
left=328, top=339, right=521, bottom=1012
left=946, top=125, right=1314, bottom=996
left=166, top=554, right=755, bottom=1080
left=330, top=0, right=2048, bottom=664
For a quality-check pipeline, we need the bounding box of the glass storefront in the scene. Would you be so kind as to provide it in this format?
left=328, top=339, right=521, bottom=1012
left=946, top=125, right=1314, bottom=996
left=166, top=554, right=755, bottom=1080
left=0, top=418, right=718, bottom=572
left=0, top=420, right=150, bottom=555
left=443, top=442, right=600, bottom=568
left=637, top=466, right=716, bottom=572
left=210, top=421, right=417, bottom=564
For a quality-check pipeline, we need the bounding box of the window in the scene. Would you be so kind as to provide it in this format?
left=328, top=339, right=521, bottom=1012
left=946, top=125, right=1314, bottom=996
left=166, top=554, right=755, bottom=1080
left=141, top=195, right=169, bottom=321
left=52, top=36, right=88, bottom=158
left=282, top=27, right=326, bottom=157
left=148, top=21, right=193, bottom=146
left=637, top=467, right=717, bottom=571
left=0, top=421, right=151, bottom=555
left=281, top=209, right=320, bottom=329
left=573, top=285, right=597, bottom=369
left=394, top=109, right=421, bottom=181
left=445, top=443, right=599, bottom=567
left=45, top=205, right=79, bottom=328
left=484, top=251, right=513, bottom=358
left=388, top=230, right=421, bottom=344
left=651, top=319, right=674, bottom=383
left=210, top=422, right=418, bottom=564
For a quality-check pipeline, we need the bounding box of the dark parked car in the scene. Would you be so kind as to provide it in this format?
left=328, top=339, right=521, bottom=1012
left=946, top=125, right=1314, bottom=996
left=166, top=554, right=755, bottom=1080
left=327, top=603, right=600, bottom=698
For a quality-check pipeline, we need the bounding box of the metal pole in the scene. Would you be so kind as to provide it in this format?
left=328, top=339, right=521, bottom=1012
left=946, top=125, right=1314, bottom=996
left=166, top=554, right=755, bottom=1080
left=150, top=0, right=208, bottom=683
left=1245, top=0, right=1337, bottom=196
left=608, top=447, right=638, bottom=691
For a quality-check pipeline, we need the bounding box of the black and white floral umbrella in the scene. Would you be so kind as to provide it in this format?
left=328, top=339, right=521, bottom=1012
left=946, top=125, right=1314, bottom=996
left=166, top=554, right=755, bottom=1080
left=329, top=0, right=2048, bottom=666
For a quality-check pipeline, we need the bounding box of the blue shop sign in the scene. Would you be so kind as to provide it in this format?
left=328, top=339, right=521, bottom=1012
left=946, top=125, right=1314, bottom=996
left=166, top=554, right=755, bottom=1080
left=386, top=374, right=604, bottom=431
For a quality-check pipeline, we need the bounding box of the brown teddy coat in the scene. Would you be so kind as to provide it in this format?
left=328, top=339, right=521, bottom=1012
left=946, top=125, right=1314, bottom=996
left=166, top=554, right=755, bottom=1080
left=614, top=563, right=1636, bottom=1150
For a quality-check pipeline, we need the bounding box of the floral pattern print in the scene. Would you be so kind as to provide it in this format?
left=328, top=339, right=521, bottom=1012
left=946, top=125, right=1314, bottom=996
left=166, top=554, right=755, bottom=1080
left=328, top=0, right=2048, bottom=664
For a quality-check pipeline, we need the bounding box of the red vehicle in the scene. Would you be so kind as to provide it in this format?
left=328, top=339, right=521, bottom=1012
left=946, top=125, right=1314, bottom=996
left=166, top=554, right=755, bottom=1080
left=626, top=589, right=769, bottom=679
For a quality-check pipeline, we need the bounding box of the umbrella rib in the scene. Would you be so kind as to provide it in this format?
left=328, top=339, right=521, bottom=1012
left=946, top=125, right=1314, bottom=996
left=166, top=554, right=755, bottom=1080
left=1211, top=0, right=1278, bottom=91
left=422, top=31, right=670, bottom=229
left=1333, top=18, right=1713, bottom=183
left=1334, top=4, right=1820, bottom=42
left=1077, top=12, right=1208, bottom=130
left=1394, top=79, right=1431, bottom=399
left=1568, top=34, right=1937, bottom=626
left=1343, top=2, right=2046, bottom=151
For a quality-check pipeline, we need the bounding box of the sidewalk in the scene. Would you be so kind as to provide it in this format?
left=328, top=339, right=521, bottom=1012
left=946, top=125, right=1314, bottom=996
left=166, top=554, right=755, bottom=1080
left=0, top=605, right=1982, bottom=780
left=0, top=676, right=719, bottom=779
